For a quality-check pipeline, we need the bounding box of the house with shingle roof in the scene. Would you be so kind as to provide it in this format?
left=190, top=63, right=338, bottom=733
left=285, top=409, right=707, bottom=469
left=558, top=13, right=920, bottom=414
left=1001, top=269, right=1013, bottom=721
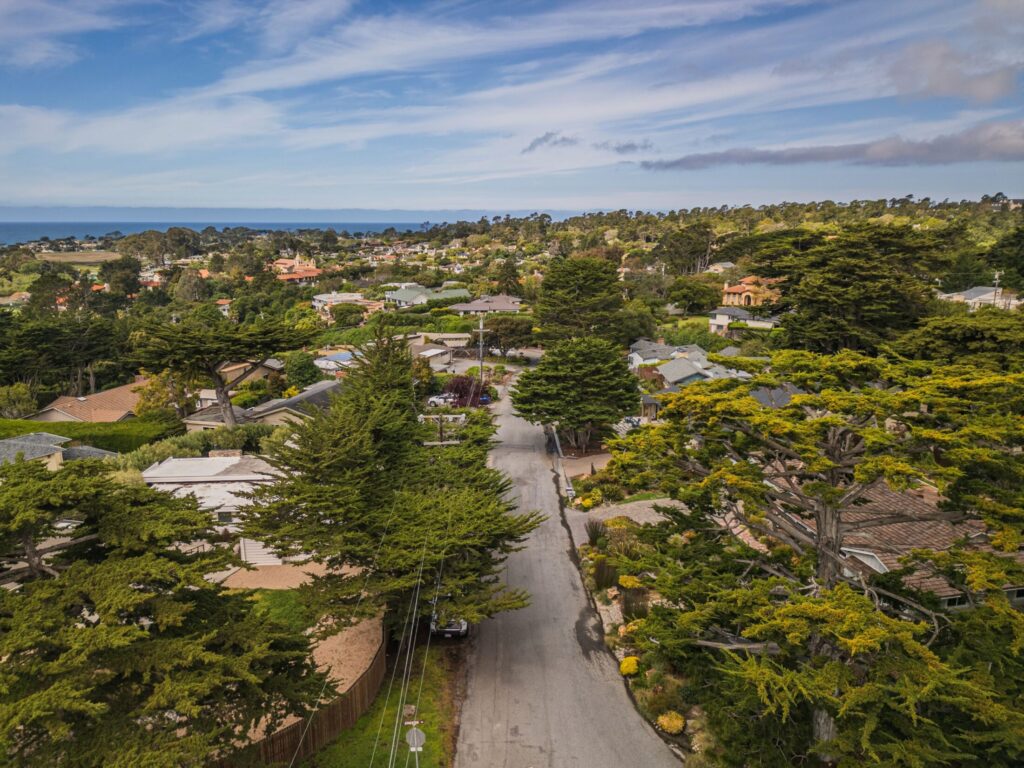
left=29, top=379, right=147, bottom=423
left=0, top=432, right=114, bottom=469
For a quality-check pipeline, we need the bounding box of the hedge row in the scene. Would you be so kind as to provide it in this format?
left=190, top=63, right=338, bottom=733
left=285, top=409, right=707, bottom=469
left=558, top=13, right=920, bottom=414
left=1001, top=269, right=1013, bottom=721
left=0, top=417, right=176, bottom=453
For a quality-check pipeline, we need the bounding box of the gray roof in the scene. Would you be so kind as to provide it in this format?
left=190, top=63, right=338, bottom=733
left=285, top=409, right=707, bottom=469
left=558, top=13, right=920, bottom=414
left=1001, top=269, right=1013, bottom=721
left=750, top=383, right=802, bottom=409
left=657, top=357, right=710, bottom=384
left=951, top=286, right=997, bottom=300
left=642, top=385, right=681, bottom=406
left=630, top=339, right=682, bottom=360
left=0, top=435, right=65, bottom=464
left=0, top=432, right=112, bottom=465
left=710, top=306, right=780, bottom=323
left=711, top=306, right=752, bottom=319
left=184, top=380, right=341, bottom=425
left=717, top=346, right=742, bottom=357
left=253, top=379, right=340, bottom=416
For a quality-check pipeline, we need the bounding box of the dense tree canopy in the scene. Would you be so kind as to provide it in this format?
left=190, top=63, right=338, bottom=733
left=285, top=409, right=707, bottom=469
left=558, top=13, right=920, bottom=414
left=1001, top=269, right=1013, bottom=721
left=0, top=460, right=321, bottom=767
left=244, top=332, right=542, bottom=635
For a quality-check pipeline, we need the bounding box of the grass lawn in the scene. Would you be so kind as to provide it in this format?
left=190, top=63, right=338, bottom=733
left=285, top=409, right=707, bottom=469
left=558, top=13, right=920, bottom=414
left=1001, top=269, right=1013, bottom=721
left=305, top=644, right=462, bottom=768
left=251, top=588, right=314, bottom=633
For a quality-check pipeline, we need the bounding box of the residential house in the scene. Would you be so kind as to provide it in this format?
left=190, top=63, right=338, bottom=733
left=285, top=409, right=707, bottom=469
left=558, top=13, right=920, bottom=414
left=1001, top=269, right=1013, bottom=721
left=628, top=338, right=703, bottom=371
left=709, top=306, right=779, bottom=337
left=401, top=332, right=473, bottom=349
left=0, top=432, right=114, bottom=469
left=30, top=379, right=146, bottom=423
left=447, top=294, right=522, bottom=315
left=183, top=379, right=340, bottom=432
left=937, top=286, right=1021, bottom=311
left=142, top=453, right=286, bottom=566
left=786, top=485, right=1024, bottom=611
left=217, top=359, right=285, bottom=387
left=721, top=275, right=781, bottom=307
left=705, top=261, right=736, bottom=274
left=311, top=292, right=384, bottom=321
left=314, top=350, right=356, bottom=375
left=215, top=298, right=232, bottom=317
left=384, top=284, right=471, bottom=307
left=410, top=343, right=453, bottom=371
left=640, top=348, right=751, bottom=419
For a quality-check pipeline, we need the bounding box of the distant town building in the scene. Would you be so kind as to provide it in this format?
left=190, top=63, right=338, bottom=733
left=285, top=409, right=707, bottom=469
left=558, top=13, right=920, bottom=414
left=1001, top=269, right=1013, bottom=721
left=937, top=286, right=1021, bottom=311
left=721, top=276, right=781, bottom=307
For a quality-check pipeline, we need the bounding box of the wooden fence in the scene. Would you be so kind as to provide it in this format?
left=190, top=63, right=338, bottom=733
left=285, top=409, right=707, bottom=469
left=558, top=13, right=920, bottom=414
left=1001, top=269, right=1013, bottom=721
left=216, top=636, right=387, bottom=767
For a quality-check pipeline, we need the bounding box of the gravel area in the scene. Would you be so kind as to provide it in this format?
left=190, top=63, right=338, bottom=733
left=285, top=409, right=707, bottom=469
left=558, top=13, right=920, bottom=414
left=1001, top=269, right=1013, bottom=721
left=565, top=498, right=682, bottom=549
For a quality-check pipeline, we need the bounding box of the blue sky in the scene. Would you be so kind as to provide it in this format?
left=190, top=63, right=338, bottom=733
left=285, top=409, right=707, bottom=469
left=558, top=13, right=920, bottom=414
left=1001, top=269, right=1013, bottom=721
left=0, top=0, right=1022, bottom=212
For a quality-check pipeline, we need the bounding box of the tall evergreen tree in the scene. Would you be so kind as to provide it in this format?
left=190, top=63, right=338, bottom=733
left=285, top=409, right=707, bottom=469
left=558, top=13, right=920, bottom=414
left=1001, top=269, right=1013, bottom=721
left=512, top=337, right=639, bottom=450
left=535, top=256, right=624, bottom=342
left=244, top=332, right=542, bottom=634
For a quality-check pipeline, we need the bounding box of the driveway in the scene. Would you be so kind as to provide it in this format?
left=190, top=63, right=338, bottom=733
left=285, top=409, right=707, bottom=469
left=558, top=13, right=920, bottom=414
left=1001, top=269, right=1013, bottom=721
left=455, top=393, right=680, bottom=768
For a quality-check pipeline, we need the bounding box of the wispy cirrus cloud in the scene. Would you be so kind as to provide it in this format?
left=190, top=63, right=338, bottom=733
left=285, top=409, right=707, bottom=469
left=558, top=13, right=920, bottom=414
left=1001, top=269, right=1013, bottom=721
left=0, top=0, right=131, bottom=67
left=522, top=131, right=579, bottom=153
left=641, top=120, right=1024, bottom=170
left=593, top=139, right=654, bottom=154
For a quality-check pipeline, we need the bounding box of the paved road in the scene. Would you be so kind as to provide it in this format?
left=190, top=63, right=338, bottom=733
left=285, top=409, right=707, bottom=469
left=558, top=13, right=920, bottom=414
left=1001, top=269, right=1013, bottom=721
left=455, top=394, right=680, bottom=768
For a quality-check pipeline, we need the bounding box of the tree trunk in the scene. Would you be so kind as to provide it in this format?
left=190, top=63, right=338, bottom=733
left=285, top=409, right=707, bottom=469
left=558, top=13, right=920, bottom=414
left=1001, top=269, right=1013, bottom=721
left=811, top=503, right=842, bottom=764
left=814, top=504, right=842, bottom=590
left=812, top=705, right=838, bottom=764
left=21, top=533, right=59, bottom=579
left=214, top=378, right=237, bottom=427
left=88, top=364, right=96, bottom=394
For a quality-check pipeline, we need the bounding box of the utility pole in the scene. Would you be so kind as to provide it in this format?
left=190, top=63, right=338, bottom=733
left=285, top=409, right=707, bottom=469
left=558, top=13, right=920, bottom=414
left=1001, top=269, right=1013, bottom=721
left=474, top=313, right=486, bottom=402
left=993, top=270, right=1002, bottom=308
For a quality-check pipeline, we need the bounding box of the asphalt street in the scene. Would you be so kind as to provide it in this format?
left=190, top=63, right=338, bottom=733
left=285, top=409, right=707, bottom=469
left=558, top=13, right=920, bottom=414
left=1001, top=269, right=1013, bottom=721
left=454, top=392, right=680, bottom=768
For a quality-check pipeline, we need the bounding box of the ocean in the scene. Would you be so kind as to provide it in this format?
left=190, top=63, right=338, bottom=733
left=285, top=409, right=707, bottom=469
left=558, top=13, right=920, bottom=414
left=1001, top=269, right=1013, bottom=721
left=0, top=221, right=425, bottom=246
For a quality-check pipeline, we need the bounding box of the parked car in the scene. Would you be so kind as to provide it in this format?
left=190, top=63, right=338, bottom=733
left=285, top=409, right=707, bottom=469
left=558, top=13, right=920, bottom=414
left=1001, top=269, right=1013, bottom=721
left=430, top=613, right=470, bottom=639
left=427, top=393, right=457, bottom=407
left=478, top=393, right=491, bottom=405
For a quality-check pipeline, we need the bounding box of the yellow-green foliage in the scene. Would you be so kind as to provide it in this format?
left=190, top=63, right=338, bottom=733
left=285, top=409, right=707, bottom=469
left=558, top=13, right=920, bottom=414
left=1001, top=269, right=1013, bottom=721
left=618, top=574, right=643, bottom=590
left=657, top=711, right=686, bottom=735
left=620, top=656, right=640, bottom=676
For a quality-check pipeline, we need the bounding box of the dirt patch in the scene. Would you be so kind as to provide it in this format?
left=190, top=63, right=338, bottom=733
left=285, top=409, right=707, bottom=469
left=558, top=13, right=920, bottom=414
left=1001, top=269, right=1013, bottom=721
left=314, top=619, right=384, bottom=688
left=440, top=643, right=468, bottom=767
left=222, top=562, right=328, bottom=590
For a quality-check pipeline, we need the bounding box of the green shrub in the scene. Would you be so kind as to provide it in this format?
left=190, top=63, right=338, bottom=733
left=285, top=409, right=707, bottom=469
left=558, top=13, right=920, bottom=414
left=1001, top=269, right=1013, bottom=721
left=109, top=424, right=276, bottom=470
left=584, top=519, right=606, bottom=546
left=0, top=417, right=174, bottom=453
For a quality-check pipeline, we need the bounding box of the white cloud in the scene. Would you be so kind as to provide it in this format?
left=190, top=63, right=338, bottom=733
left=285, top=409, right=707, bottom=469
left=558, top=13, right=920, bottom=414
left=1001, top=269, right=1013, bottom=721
left=0, top=96, right=283, bottom=154
left=889, top=40, right=1020, bottom=103
left=0, top=0, right=131, bottom=67
left=641, top=120, right=1024, bottom=170
left=201, top=0, right=813, bottom=96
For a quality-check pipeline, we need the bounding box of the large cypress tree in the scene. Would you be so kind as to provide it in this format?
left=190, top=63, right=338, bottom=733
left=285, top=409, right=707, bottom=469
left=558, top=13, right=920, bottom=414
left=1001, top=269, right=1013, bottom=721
left=534, top=256, right=624, bottom=342
left=511, top=337, right=639, bottom=451
left=0, top=460, right=321, bottom=767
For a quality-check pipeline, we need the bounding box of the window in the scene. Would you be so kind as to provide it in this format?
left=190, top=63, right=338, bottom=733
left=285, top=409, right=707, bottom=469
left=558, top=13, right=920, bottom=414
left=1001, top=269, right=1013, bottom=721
left=216, top=510, right=234, bottom=524
left=943, top=594, right=967, bottom=608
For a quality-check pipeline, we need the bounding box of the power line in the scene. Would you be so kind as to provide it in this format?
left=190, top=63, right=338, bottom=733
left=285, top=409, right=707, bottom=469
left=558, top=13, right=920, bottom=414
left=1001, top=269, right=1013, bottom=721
left=285, top=504, right=399, bottom=768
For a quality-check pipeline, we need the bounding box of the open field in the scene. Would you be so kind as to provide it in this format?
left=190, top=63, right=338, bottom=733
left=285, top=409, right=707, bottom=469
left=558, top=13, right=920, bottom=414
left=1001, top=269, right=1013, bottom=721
left=37, top=251, right=121, bottom=264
